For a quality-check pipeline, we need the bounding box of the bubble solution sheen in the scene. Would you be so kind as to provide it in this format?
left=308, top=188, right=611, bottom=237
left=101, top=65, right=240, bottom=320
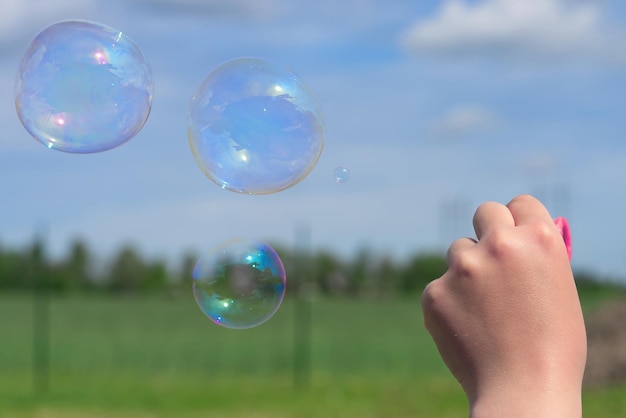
left=15, top=20, right=153, bottom=153
left=188, top=57, right=324, bottom=194
left=192, top=239, right=286, bottom=329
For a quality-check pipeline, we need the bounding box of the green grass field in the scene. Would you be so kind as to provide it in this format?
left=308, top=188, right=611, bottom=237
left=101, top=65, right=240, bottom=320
left=0, top=293, right=624, bottom=417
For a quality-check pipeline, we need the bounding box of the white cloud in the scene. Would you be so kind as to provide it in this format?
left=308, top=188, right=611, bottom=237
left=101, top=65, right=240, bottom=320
left=429, top=104, right=501, bottom=140
left=401, top=0, right=626, bottom=64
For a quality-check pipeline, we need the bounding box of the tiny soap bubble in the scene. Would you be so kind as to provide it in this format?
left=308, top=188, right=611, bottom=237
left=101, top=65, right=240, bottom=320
left=188, top=57, right=324, bottom=194
left=334, top=166, right=350, bottom=183
left=192, top=238, right=286, bottom=329
left=15, top=20, right=153, bottom=153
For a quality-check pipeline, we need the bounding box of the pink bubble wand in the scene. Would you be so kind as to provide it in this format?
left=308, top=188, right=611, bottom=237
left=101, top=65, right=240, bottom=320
left=554, top=217, right=572, bottom=261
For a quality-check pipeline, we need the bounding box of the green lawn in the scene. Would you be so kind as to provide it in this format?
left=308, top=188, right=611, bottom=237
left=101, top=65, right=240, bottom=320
left=0, top=292, right=624, bottom=417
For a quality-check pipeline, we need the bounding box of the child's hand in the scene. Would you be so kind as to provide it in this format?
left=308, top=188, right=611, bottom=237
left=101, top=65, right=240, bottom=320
left=422, top=195, right=586, bottom=417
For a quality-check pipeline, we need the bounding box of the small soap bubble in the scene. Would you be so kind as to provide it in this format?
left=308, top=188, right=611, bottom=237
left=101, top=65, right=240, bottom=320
left=188, top=57, right=324, bottom=194
left=334, top=166, right=350, bottom=183
left=15, top=20, right=153, bottom=153
left=192, top=239, right=286, bottom=329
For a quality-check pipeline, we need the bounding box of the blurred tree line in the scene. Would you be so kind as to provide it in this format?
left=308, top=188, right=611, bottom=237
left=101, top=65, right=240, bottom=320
left=0, top=236, right=448, bottom=297
left=0, top=237, right=180, bottom=294
left=0, top=237, right=622, bottom=297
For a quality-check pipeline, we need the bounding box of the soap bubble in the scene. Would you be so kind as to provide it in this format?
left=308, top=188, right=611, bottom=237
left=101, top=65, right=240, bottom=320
left=188, top=57, right=324, bottom=194
left=15, top=20, right=153, bottom=153
left=334, top=166, right=350, bottom=183
left=192, top=239, right=286, bottom=329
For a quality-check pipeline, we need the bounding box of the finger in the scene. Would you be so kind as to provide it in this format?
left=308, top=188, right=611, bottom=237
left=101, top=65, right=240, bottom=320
left=446, top=237, right=477, bottom=266
left=472, top=201, right=515, bottom=240
left=506, top=194, right=553, bottom=226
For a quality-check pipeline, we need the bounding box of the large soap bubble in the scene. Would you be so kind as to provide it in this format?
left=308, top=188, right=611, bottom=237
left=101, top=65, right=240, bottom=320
left=188, top=57, right=324, bottom=194
left=193, top=239, right=286, bottom=329
left=15, top=20, right=153, bottom=153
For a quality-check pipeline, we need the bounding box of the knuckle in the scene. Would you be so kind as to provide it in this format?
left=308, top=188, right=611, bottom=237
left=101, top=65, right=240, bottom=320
left=421, top=280, right=439, bottom=309
left=448, top=247, right=479, bottom=278
left=484, top=228, right=516, bottom=259
left=421, top=280, right=443, bottom=330
left=532, top=221, right=560, bottom=249
left=510, top=194, right=536, bottom=206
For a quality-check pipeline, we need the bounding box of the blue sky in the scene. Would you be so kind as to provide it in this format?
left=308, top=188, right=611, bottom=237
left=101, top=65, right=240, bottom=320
left=1, top=0, right=626, bottom=282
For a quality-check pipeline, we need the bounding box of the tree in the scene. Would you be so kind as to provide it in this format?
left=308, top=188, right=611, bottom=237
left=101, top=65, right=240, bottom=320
left=144, top=259, right=168, bottom=292
left=0, top=247, right=30, bottom=290
left=347, top=247, right=371, bottom=296
left=370, top=255, right=398, bottom=298
left=312, top=250, right=344, bottom=295
left=397, top=253, right=447, bottom=294
left=106, top=245, right=146, bottom=293
left=62, top=238, right=93, bottom=290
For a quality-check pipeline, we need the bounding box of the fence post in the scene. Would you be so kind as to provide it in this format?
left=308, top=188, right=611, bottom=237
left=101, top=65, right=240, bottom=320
left=32, top=229, right=50, bottom=395
left=293, top=223, right=311, bottom=389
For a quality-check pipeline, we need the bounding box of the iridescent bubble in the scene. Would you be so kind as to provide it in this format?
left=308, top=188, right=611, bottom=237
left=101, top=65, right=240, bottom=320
left=188, top=57, right=324, bottom=194
left=334, top=166, right=350, bottom=183
left=15, top=20, right=153, bottom=153
left=192, top=239, right=286, bottom=329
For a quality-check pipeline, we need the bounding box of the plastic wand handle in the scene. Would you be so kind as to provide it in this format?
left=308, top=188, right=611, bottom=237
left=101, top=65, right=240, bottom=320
left=554, top=217, right=572, bottom=261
